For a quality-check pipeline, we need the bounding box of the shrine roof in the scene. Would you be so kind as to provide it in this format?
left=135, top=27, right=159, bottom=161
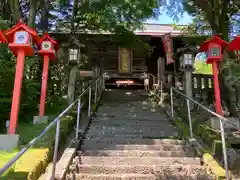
left=47, top=23, right=188, bottom=37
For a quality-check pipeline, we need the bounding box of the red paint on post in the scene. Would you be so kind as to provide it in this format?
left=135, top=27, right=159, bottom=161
left=37, top=33, right=59, bottom=116
left=5, top=19, right=40, bottom=134
left=212, top=61, right=223, bottom=116
left=8, top=49, right=25, bottom=134
left=39, top=55, right=50, bottom=116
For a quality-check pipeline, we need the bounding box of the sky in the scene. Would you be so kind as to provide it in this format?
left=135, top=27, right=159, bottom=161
left=146, top=11, right=193, bottom=25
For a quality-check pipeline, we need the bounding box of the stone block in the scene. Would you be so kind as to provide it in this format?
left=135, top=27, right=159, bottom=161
left=210, top=117, right=221, bottom=130
left=33, top=116, right=49, bottom=124
left=0, top=134, right=19, bottom=151
left=212, top=140, right=222, bottom=160
left=210, top=117, right=239, bottom=131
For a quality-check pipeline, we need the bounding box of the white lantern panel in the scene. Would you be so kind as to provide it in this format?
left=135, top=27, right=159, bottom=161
left=15, top=31, right=29, bottom=44
left=183, top=54, right=193, bottom=65
left=69, top=48, right=78, bottom=61
left=210, top=47, right=220, bottom=57
left=42, top=41, right=52, bottom=50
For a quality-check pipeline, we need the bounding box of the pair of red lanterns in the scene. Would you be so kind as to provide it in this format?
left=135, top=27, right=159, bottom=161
left=0, top=19, right=59, bottom=134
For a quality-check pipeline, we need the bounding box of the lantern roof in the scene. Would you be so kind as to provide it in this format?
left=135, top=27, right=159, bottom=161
left=0, top=31, right=7, bottom=43
left=228, top=36, right=240, bottom=52
left=173, top=45, right=198, bottom=60
left=38, top=32, right=59, bottom=51
left=4, top=19, right=40, bottom=43
left=199, top=36, right=228, bottom=52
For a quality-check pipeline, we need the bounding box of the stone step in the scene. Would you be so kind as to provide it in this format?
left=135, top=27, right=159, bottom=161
left=89, top=124, right=174, bottom=129
left=81, top=138, right=186, bottom=145
left=73, top=164, right=207, bottom=175
left=81, top=144, right=191, bottom=151
left=68, top=171, right=213, bottom=180
left=68, top=173, right=156, bottom=180
left=81, top=142, right=191, bottom=151
left=91, top=119, right=171, bottom=123
left=85, top=132, right=179, bottom=138
left=95, top=113, right=167, bottom=117
left=90, top=123, right=171, bottom=127
left=93, top=117, right=167, bottom=121
left=85, top=135, right=144, bottom=139
left=91, top=118, right=170, bottom=122
left=78, top=149, right=195, bottom=157
left=87, top=127, right=177, bottom=134
left=79, top=156, right=201, bottom=166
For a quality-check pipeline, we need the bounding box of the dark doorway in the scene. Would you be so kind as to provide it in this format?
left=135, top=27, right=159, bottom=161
left=146, top=36, right=186, bottom=75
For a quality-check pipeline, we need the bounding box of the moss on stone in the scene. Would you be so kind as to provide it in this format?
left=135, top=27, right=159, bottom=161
left=203, top=153, right=231, bottom=180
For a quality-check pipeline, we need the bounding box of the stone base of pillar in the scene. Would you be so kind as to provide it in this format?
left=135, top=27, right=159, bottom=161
left=0, top=134, right=19, bottom=151
left=33, top=116, right=49, bottom=124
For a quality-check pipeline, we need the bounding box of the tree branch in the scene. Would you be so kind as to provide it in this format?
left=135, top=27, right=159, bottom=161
left=71, top=0, right=79, bottom=33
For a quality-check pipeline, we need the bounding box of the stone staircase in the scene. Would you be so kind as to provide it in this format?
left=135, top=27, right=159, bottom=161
left=66, top=90, right=214, bottom=180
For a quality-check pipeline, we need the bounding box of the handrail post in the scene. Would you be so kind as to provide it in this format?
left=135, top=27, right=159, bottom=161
left=102, top=75, right=105, bottom=94
left=51, top=119, right=61, bottom=179
left=147, top=73, right=150, bottom=91
left=94, top=79, right=98, bottom=103
left=100, top=75, right=103, bottom=91
left=88, top=86, right=92, bottom=117
left=153, top=76, right=156, bottom=91
left=160, top=81, right=163, bottom=102
left=76, top=98, right=81, bottom=139
left=186, top=99, right=193, bottom=139
left=220, top=119, right=230, bottom=180
left=170, top=87, right=174, bottom=118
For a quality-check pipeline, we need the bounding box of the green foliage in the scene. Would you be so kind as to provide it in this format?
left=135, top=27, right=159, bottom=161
left=56, top=0, right=161, bottom=32
left=0, top=44, right=15, bottom=132
left=194, top=60, right=212, bottom=75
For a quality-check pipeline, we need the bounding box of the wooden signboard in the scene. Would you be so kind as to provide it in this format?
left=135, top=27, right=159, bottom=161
left=118, top=47, right=132, bottom=74
left=79, top=70, right=94, bottom=77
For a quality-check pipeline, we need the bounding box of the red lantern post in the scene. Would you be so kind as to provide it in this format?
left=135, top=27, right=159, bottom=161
left=0, top=31, right=7, bottom=43
left=4, top=19, right=40, bottom=134
left=37, top=33, right=59, bottom=116
left=199, top=36, right=228, bottom=116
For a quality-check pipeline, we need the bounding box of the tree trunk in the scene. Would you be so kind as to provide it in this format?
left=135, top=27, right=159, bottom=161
left=9, top=0, right=22, bottom=23
left=40, top=0, right=49, bottom=31
left=28, top=0, right=40, bottom=27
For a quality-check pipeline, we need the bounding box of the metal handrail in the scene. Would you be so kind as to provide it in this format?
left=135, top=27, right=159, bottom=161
left=0, top=75, right=104, bottom=179
left=147, top=73, right=230, bottom=180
